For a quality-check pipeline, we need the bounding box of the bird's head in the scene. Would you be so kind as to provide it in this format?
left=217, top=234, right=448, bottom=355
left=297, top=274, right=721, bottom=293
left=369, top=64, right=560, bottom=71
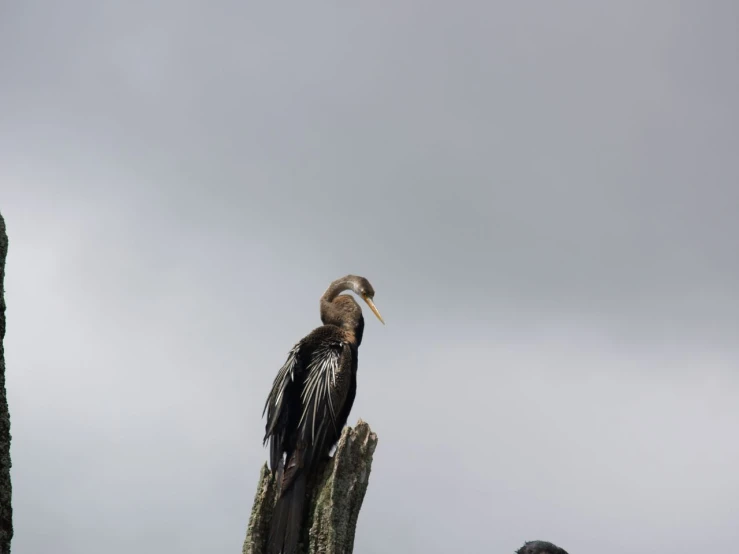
left=321, top=274, right=385, bottom=325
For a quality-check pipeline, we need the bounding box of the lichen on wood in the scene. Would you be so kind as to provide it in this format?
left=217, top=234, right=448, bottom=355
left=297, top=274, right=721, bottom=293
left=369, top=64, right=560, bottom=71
left=243, top=420, right=378, bottom=554
left=0, top=212, right=13, bottom=554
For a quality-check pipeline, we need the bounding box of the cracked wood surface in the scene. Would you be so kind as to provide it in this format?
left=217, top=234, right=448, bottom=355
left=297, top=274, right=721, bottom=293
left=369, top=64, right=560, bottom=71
left=243, top=420, right=378, bottom=554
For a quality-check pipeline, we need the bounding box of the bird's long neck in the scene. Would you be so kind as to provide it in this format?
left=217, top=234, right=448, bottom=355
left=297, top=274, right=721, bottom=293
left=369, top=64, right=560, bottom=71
left=320, top=277, right=354, bottom=304
left=320, top=296, right=356, bottom=327
left=320, top=279, right=363, bottom=344
left=320, top=278, right=352, bottom=325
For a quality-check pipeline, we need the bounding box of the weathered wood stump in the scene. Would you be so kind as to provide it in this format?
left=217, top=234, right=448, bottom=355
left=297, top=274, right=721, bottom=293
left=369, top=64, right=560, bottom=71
left=243, top=420, right=378, bottom=554
left=0, top=212, right=13, bottom=554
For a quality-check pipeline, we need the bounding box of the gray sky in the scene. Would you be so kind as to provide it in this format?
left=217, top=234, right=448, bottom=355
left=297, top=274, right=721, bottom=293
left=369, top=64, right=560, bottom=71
left=2, top=1, right=738, bottom=553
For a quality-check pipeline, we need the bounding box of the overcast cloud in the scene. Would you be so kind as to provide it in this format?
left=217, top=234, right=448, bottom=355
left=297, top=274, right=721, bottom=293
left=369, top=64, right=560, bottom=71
left=2, top=1, right=738, bottom=553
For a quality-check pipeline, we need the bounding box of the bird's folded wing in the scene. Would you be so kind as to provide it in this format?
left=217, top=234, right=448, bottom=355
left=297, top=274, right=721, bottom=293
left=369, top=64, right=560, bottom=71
left=298, top=341, right=345, bottom=459
left=263, top=342, right=303, bottom=471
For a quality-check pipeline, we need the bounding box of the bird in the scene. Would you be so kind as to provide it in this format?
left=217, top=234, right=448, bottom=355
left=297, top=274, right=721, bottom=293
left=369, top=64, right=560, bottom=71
left=516, top=540, right=569, bottom=554
left=262, top=274, right=384, bottom=554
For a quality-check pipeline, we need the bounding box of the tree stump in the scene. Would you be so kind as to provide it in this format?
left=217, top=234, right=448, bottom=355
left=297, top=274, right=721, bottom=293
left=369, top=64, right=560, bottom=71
left=243, top=420, right=378, bottom=554
left=0, top=212, right=13, bottom=554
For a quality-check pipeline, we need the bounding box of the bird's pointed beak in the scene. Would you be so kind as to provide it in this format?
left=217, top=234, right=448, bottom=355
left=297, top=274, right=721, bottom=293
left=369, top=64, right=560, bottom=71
left=362, top=295, right=385, bottom=325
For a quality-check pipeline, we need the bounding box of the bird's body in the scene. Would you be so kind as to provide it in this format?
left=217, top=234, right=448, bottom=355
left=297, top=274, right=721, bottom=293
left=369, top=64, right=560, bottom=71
left=262, top=276, right=383, bottom=554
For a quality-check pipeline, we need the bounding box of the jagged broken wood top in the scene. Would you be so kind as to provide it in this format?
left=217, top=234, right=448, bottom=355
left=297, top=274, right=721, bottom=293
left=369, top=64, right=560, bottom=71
left=243, top=420, right=378, bottom=554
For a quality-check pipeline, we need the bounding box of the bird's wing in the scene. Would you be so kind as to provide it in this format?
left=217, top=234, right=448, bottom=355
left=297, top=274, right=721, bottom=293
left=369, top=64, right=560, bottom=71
left=263, top=342, right=303, bottom=472
left=297, top=340, right=348, bottom=465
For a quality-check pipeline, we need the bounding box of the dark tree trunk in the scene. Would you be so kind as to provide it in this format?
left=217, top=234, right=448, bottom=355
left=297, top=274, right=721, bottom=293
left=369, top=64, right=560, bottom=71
left=0, top=212, right=13, bottom=554
left=243, top=420, right=377, bottom=554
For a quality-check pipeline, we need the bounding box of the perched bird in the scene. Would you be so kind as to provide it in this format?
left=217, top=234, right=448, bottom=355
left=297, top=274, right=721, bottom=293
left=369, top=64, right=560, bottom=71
left=516, top=540, right=569, bottom=554
left=262, top=275, right=384, bottom=554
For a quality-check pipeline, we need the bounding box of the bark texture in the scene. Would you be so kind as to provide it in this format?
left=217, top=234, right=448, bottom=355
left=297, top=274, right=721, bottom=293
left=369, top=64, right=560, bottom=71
left=0, top=212, right=12, bottom=554
left=243, top=420, right=378, bottom=554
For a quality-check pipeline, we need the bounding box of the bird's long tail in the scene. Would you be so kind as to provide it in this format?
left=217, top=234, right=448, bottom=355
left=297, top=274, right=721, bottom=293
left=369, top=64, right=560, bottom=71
left=267, top=469, right=307, bottom=554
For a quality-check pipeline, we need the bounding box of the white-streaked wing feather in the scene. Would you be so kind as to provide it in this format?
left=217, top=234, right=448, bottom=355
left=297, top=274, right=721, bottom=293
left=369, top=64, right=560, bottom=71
left=263, top=342, right=301, bottom=440
left=299, top=342, right=342, bottom=443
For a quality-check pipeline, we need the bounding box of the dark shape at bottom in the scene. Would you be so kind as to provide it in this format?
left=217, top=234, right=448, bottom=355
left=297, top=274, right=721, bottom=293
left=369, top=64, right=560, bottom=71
left=0, top=212, right=13, bottom=554
left=516, top=540, right=569, bottom=554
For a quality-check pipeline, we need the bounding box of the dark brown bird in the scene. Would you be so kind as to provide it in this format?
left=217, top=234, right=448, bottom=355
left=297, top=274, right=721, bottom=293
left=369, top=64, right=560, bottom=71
left=262, top=275, right=384, bottom=554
